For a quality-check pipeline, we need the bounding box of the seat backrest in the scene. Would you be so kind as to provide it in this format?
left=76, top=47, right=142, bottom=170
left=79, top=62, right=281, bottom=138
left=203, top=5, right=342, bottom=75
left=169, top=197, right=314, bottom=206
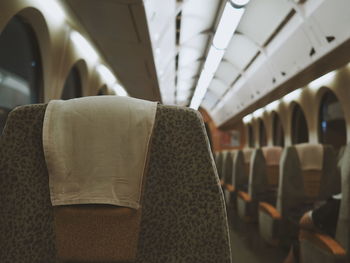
left=262, top=146, right=282, bottom=188
left=276, top=143, right=340, bottom=219
left=243, top=148, right=253, bottom=179
left=336, top=143, right=350, bottom=254
left=0, top=104, right=232, bottom=263
left=223, top=150, right=236, bottom=186
left=216, top=151, right=224, bottom=180
left=232, top=148, right=252, bottom=192
left=247, top=147, right=282, bottom=202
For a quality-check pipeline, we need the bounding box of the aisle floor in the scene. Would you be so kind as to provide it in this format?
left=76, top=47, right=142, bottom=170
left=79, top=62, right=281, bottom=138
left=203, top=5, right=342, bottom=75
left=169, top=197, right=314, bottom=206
left=228, top=209, right=289, bottom=263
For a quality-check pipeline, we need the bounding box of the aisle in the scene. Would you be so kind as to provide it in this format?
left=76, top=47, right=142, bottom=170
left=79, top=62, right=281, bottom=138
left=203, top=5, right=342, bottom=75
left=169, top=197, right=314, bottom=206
left=228, top=210, right=288, bottom=263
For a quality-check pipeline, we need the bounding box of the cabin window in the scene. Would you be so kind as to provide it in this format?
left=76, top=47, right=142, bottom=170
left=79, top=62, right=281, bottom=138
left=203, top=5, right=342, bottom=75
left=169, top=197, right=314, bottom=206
left=0, top=16, right=42, bottom=133
left=247, top=124, right=255, bottom=148
left=273, top=113, right=284, bottom=147
left=259, top=119, right=267, bottom=147
left=291, top=104, right=309, bottom=144
left=61, top=65, right=82, bottom=99
left=318, top=90, right=346, bottom=151
left=97, top=85, right=108, bottom=95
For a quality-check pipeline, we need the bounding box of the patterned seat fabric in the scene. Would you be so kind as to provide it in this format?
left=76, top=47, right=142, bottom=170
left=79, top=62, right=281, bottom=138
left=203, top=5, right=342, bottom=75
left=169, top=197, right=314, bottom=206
left=0, top=104, right=232, bottom=263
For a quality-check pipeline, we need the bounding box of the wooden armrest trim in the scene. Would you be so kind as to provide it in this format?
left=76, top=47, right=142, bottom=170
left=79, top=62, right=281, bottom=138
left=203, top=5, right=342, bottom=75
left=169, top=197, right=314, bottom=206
left=225, top=184, right=235, bottom=192
left=302, top=231, right=346, bottom=256
left=259, top=202, right=281, bottom=220
left=220, top=179, right=224, bottom=186
left=238, top=191, right=251, bottom=202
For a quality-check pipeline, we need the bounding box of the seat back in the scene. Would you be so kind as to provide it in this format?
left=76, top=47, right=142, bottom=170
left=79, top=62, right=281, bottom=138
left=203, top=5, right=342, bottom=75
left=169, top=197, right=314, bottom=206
left=232, top=149, right=252, bottom=192
left=0, top=104, right=232, bottom=263
left=216, top=151, right=224, bottom=181
left=248, top=147, right=282, bottom=203
left=336, top=144, right=350, bottom=254
left=277, top=143, right=340, bottom=220
left=223, top=150, right=236, bottom=186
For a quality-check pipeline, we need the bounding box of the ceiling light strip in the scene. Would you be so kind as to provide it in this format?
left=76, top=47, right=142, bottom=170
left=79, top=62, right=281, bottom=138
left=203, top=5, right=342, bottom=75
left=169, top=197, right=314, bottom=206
left=190, top=1, right=248, bottom=109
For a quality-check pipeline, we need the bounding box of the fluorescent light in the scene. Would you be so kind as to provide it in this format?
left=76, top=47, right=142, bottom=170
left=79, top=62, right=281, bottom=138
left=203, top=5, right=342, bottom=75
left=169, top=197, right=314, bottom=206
left=265, top=100, right=279, bottom=112
left=283, top=89, right=302, bottom=103
left=204, top=46, right=225, bottom=74
left=253, top=108, right=264, bottom=118
left=190, top=2, right=246, bottom=109
left=308, top=71, right=336, bottom=91
left=70, top=31, right=98, bottom=63
left=243, top=114, right=253, bottom=123
left=190, top=71, right=214, bottom=109
left=213, top=2, right=245, bottom=50
left=96, top=65, right=116, bottom=85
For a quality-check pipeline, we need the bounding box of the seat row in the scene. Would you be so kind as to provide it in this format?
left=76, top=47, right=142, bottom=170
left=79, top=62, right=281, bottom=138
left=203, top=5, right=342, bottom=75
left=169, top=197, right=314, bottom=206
left=215, top=143, right=349, bottom=263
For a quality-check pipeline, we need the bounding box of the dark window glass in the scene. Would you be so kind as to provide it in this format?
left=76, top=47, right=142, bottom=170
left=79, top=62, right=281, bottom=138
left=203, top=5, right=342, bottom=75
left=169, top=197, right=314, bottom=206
left=61, top=65, right=82, bottom=100
left=0, top=16, right=42, bottom=133
left=248, top=124, right=255, bottom=148
left=273, top=113, right=284, bottom=147
left=318, top=90, right=346, bottom=151
left=259, top=119, right=267, bottom=147
left=291, top=104, right=309, bottom=144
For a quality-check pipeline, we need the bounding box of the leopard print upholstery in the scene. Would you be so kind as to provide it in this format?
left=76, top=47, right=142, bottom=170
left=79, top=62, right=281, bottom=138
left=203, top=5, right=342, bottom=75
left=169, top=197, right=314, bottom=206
left=136, top=105, right=231, bottom=262
left=0, top=104, right=58, bottom=263
left=0, top=104, right=231, bottom=263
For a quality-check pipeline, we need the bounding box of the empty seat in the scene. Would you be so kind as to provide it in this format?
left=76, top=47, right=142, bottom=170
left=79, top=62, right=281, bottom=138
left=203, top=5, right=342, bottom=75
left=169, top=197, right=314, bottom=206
left=223, top=150, right=237, bottom=206
left=237, top=147, right=283, bottom=223
left=300, top=144, right=350, bottom=263
left=0, top=103, right=232, bottom=262
left=236, top=148, right=254, bottom=221
left=258, top=143, right=340, bottom=246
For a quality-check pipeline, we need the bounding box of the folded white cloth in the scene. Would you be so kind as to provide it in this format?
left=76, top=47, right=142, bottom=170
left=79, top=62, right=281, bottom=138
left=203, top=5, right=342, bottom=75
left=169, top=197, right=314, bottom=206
left=295, top=143, right=324, bottom=171
left=43, top=96, right=157, bottom=209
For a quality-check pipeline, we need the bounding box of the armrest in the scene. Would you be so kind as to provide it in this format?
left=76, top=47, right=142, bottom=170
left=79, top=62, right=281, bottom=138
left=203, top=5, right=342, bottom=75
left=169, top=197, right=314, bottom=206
left=259, top=202, right=281, bottom=220
left=238, top=191, right=251, bottom=202
left=225, top=184, right=235, bottom=192
left=301, top=231, right=346, bottom=256
left=220, top=179, right=224, bottom=186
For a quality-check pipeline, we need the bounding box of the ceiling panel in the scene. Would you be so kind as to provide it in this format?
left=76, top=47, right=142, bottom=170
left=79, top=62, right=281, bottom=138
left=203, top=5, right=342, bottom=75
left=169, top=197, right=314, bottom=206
left=237, top=0, right=291, bottom=46
left=65, top=0, right=161, bottom=101
left=224, top=34, right=259, bottom=70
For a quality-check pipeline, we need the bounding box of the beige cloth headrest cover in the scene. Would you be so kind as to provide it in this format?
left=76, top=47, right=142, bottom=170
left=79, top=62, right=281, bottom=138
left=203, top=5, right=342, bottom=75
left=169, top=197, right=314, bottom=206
left=43, top=96, right=157, bottom=209
left=295, top=143, right=324, bottom=171
left=243, top=149, right=253, bottom=164
left=262, top=146, right=282, bottom=166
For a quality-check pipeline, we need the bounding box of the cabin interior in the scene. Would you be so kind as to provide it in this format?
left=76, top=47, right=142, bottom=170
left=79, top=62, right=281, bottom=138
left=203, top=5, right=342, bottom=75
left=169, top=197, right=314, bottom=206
left=0, top=0, right=350, bottom=262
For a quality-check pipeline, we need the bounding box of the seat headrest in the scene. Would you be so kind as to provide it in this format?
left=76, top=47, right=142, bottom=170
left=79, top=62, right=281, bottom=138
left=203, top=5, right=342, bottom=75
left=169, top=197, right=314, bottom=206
left=295, top=143, right=324, bottom=171
left=262, top=146, right=283, bottom=166
left=243, top=148, right=253, bottom=164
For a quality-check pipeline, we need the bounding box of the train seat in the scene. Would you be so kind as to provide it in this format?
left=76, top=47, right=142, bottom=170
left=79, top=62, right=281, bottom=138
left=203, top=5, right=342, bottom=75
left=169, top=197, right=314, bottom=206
left=300, top=144, right=350, bottom=263
left=0, top=103, right=232, bottom=262
left=236, top=148, right=254, bottom=221
left=215, top=151, right=224, bottom=186
left=258, top=143, right=340, bottom=246
left=223, top=150, right=237, bottom=206
left=237, top=147, right=282, bottom=223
